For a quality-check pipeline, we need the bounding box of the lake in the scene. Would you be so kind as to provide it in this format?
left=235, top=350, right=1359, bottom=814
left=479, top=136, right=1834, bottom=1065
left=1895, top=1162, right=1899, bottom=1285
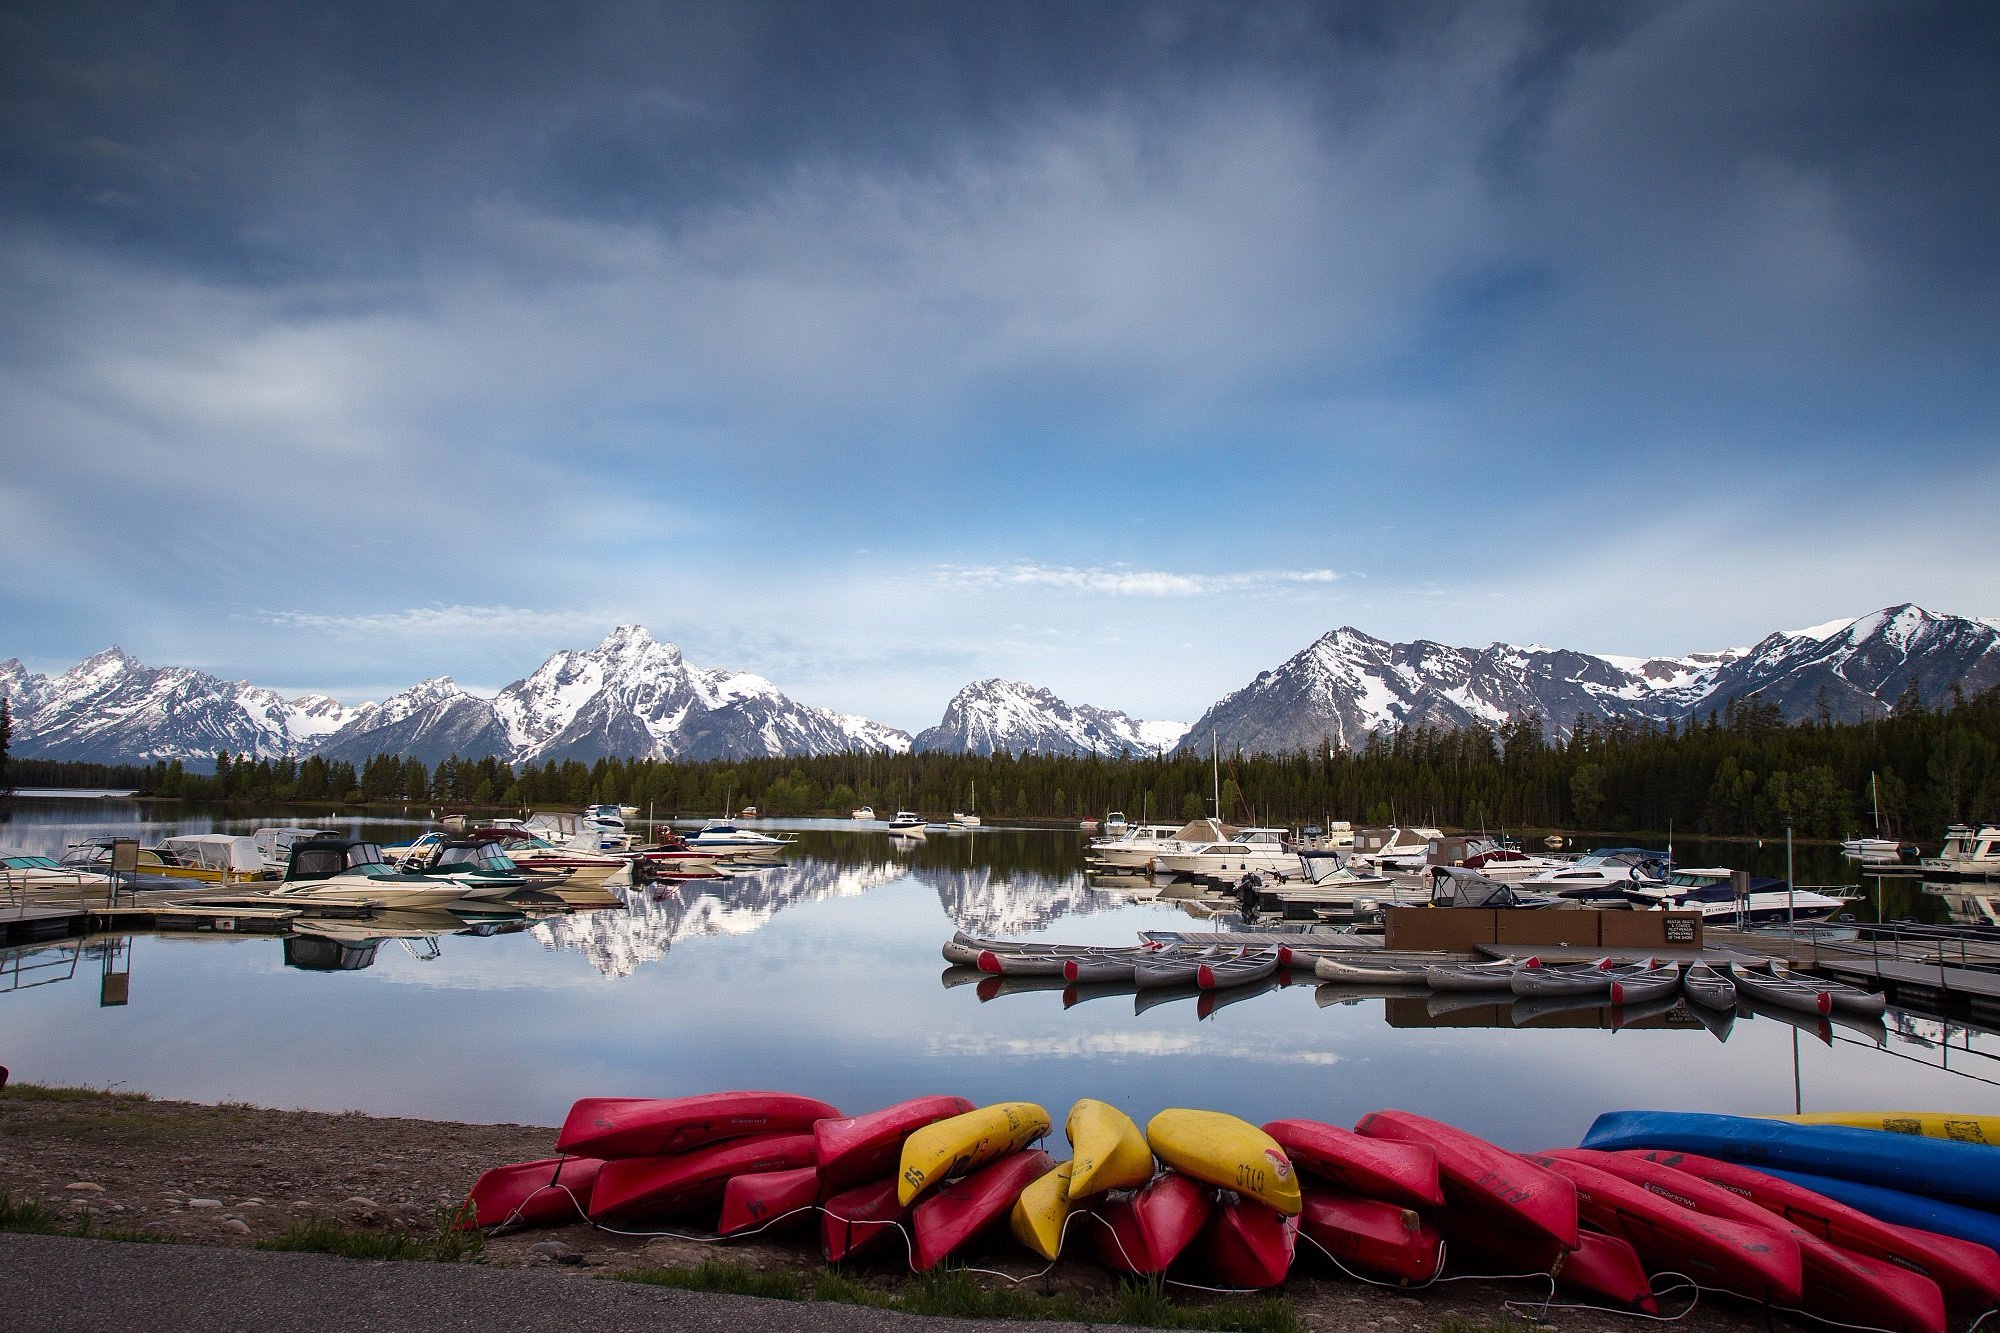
left=3, top=800, right=1994, bottom=1148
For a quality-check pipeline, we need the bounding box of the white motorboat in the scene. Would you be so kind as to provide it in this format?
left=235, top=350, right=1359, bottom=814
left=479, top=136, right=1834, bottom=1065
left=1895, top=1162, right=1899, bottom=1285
left=1923, top=824, right=2000, bottom=880
left=524, top=810, right=631, bottom=852
left=1520, top=847, right=1669, bottom=900
left=0, top=849, right=116, bottom=894
left=1423, top=835, right=1569, bottom=883
left=886, top=811, right=926, bottom=835
left=1151, top=828, right=1297, bottom=881
left=146, top=834, right=273, bottom=884
left=1346, top=826, right=1445, bottom=874
left=1088, top=820, right=1224, bottom=870
left=263, top=838, right=475, bottom=909
left=1102, top=811, right=1129, bottom=837
left=851, top=805, right=876, bottom=820
left=684, top=820, right=796, bottom=855
left=1634, top=869, right=1855, bottom=925
left=252, top=827, right=340, bottom=875
left=583, top=804, right=627, bottom=832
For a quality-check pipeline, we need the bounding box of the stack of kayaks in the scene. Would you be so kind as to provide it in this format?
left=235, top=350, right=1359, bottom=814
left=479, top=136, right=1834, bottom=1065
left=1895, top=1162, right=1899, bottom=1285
left=461, top=1090, right=2000, bottom=1328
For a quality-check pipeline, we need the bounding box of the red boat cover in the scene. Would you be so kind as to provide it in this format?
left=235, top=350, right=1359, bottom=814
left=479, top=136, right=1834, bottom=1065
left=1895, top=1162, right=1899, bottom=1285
left=815, top=1095, right=975, bottom=1198
left=1263, top=1119, right=1444, bottom=1208
left=588, top=1132, right=818, bottom=1225
left=1549, top=1149, right=1945, bottom=1333
left=1295, top=1186, right=1443, bottom=1285
left=1633, top=1147, right=2000, bottom=1323
left=461, top=1156, right=603, bottom=1230
left=1525, top=1152, right=1803, bottom=1302
left=910, top=1148, right=1054, bottom=1272
left=821, top=1176, right=909, bottom=1263
left=555, top=1090, right=840, bottom=1159
left=1193, top=1197, right=1297, bottom=1289
left=1356, top=1109, right=1578, bottom=1249
left=1088, top=1170, right=1214, bottom=1275
left=718, top=1165, right=820, bottom=1238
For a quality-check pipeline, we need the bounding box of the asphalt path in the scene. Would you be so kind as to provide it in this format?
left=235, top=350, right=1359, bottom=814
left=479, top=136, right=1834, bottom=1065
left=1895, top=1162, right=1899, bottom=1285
left=1, top=1233, right=1123, bottom=1332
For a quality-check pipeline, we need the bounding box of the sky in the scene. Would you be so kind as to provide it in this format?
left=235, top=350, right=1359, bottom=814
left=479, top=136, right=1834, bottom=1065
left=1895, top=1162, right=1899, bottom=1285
left=2, top=0, right=1996, bottom=733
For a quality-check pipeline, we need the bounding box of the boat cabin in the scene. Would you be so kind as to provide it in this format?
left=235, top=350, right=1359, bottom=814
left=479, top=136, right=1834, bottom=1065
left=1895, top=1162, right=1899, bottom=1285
left=285, top=838, right=393, bottom=881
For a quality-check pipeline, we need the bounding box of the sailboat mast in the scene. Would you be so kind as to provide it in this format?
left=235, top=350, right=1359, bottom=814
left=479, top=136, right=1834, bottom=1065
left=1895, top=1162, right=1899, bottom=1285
left=1211, top=731, right=1220, bottom=819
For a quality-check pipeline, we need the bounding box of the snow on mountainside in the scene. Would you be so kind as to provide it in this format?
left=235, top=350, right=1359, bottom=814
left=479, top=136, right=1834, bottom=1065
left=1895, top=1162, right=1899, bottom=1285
left=911, top=678, right=1188, bottom=756
left=1179, top=603, right=2000, bottom=757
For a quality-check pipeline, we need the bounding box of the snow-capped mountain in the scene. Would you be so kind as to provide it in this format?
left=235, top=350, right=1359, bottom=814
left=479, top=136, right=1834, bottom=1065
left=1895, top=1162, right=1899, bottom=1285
left=312, top=678, right=513, bottom=766
left=1179, top=603, right=2000, bottom=756
left=912, top=679, right=1189, bottom=757
left=2, top=647, right=364, bottom=765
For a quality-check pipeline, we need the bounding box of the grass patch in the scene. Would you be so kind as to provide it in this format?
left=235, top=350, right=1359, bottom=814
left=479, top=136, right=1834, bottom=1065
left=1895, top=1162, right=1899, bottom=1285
left=615, top=1259, right=1302, bottom=1331
left=0, top=1081, right=152, bottom=1104
left=257, top=1206, right=483, bottom=1264
left=1434, top=1318, right=1539, bottom=1333
left=0, top=1190, right=62, bottom=1234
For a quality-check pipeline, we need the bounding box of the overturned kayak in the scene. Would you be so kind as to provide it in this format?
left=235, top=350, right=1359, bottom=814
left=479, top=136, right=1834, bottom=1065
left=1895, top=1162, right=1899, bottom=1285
left=589, top=1131, right=819, bottom=1224
left=718, top=1164, right=818, bottom=1237
left=820, top=1176, right=907, bottom=1262
left=1356, top=1109, right=1577, bottom=1252
left=556, top=1090, right=840, bottom=1159
left=461, top=1155, right=603, bottom=1229
left=1262, top=1118, right=1443, bottom=1209
left=1066, top=1098, right=1155, bottom=1199
left=1191, top=1195, right=1296, bottom=1288
left=1147, top=1107, right=1301, bottom=1215
left=911, top=1147, right=1053, bottom=1272
left=815, top=1094, right=974, bottom=1197
left=898, top=1101, right=1051, bottom=1205
left=1294, top=1186, right=1444, bottom=1284
left=1769, top=1110, right=2000, bottom=1145
left=1089, top=1169, right=1213, bottom=1275
left=1010, top=1160, right=1076, bottom=1261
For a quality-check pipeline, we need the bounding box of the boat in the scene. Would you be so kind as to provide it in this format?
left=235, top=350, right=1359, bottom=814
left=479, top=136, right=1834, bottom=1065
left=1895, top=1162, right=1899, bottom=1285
left=1578, top=1110, right=2000, bottom=1211
left=1766, top=1111, right=2000, bottom=1145
left=1606, top=962, right=1681, bottom=1005
left=850, top=805, right=875, bottom=820
left=250, top=827, right=340, bottom=874
left=950, top=782, right=981, bottom=828
left=1681, top=961, right=1738, bottom=1011
left=897, top=1101, right=1051, bottom=1205
left=523, top=810, right=629, bottom=852
left=395, top=836, right=532, bottom=901
left=683, top=820, right=796, bottom=855
left=1313, top=956, right=1435, bottom=986
left=718, top=1164, right=818, bottom=1237
left=1, top=849, right=116, bottom=894
left=461, top=1155, right=603, bottom=1229
left=814, top=1094, right=975, bottom=1197
left=587, top=1131, right=819, bottom=1223
left=262, top=838, right=477, bottom=909
left=1520, top=847, right=1670, bottom=899
left=885, top=811, right=926, bottom=835
left=1423, top=957, right=1525, bottom=990
left=1146, top=1108, right=1301, bottom=1216
left=1426, top=866, right=1566, bottom=909
left=582, top=803, right=627, bottom=833
left=1088, top=819, right=1234, bottom=871
left=1102, top=811, right=1129, bottom=837
left=1507, top=957, right=1616, bottom=998
left=134, top=834, right=273, bottom=884
left=1294, top=1187, right=1445, bottom=1284
left=1191, top=1195, right=1296, bottom=1288
left=1345, top=826, right=1446, bottom=875
left=1760, top=1168, right=2000, bottom=1254
left=820, top=1177, right=906, bottom=1262
left=1355, top=1109, right=1578, bottom=1253
left=1420, top=835, right=1569, bottom=883
left=1088, top=1169, right=1213, bottom=1275
left=1151, top=828, right=1300, bottom=882
left=1261, top=1119, right=1443, bottom=1209
left=1066, top=1098, right=1154, bottom=1198
left=1062, top=949, right=1165, bottom=984
left=465, top=828, right=627, bottom=882
left=1922, top=824, right=2000, bottom=880
left=1010, top=1161, right=1075, bottom=1260
left=1728, top=961, right=1838, bottom=1016
left=910, top=1147, right=1052, bottom=1271
left=555, top=1090, right=841, bottom=1159
left=1133, top=948, right=1279, bottom=991
left=1631, top=868, right=1857, bottom=924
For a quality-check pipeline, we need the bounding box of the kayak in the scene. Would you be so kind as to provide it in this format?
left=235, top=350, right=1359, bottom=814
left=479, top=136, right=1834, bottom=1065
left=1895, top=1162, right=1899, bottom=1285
left=911, top=1148, right=1053, bottom=1272
left=1544, top=1148, right=1944, bottom=1333
left=555, top=1090, right=840, bottom=1159
left=1633, top=1148, right=2000, bottom=1323
left=1553, top=1231, right=1660, bottom=1314
left=1009, top=1160, right=1075, bottom=1260
left=1294, top=1186, right=1443, bottom=1284
left=1191, top=1196, right=1296, bottom=1288
left=1356, top=1109, right=1578, bottom=1251
left=815, top=1095, right=974, bottom=1197
left=898, top=1101, right=1051, bottom=1205
left=1681, top=962, right=1738, bottom=1011
left=1147, top=1107, right=1301, bottom=1215
left=1762, top=1167, right=2000, bottom=1253
left=718, top=1164, right=818, bottom=1237
left=1261, top=1118, right=1443, bottom=1208
left=1525, top=1151, right=1802, bottom=1302
left=820, top=1176, right=908, bottom=1262
left=1769, top=1111, right=2000, bottom=1145
left=588, top=1132, right=819, bottom=1224
left=1088, top=1169, right=1214, bottom=1275
left=1580, top=1110, right=2000, bottom=1210
left=1066, top=1099, right=1155, bottom=1199
left=461, top=1155, right=603, bottom=1230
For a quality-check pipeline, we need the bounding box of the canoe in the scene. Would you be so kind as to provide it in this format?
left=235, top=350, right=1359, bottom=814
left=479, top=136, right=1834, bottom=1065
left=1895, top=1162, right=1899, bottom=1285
left=1681, top=962, right=1737, bottom=1011
left=588, top=1131, right=819, bottom=1224
left=1579, top=1110, right=2000, bottom=1211
left=1424, top=959, right=1524, bottom=991
left=1294, top=1186, right=1444, bottom=1284
left=815, top=1095, right=975, bottom=1197
left=1191, top=1196, right=1296, bottom=1288
left=1133, top=948, right=1219, bottom=989
left=718, top=1164, right=818, bottom=1237
left=1634, top=1148, right=2000, bottom=1323
left=1524, top=1152, right=1802, bottom=1302
left=1194, top=950, right=1282, bottom=991
left=1088, top=1169, right=1214, bottom=1275
left=1064, top=951, right=1155, bottom=983
left=1313, top=956, right=1435, bottom=986
left=1147, top=1108, right=1302, bottom=1215
left=1771, top=1111, right=2000, bottom=1144
left=1730, top=964, right=1834, bottom=1016
left=1763, top=1167, right=2000, bottom=1253
left=1606, top=964, right=1681, bottom=1006
left=898, top=1101, right=1051, bottom=1205
left=1066, top=1099, right=1156, bottom=1199
left=1355, top=1109, right=1578, bottom=1251
left=1261, top=1118, right=1443, bottom=1208
left=461, top=1155, right=603, bottom=1230
left=911, top=1147, right=1053, bottom=1272
left=820, top=1176, right=908, bottom=1262
left=555, top=1090, right=841, bottom=1159
left=1542, top=1149, right=1944, bottom=1333
left=1010, top=1160, right=1075, bottom=1260
left=1509, top=958, right=1615, bottom=998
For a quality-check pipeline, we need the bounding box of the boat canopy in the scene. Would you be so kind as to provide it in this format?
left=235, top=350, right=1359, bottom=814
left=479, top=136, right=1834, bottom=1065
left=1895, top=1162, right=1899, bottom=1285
left=157, top=834, right=266, bottom=872
left=1168, top=818, right=1240, bottom=842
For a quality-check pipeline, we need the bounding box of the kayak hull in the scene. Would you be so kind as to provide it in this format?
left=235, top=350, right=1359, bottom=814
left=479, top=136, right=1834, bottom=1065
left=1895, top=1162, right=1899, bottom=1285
left=911, top=1148, right=1053, bottom=1272
left=815, top=1095, right=974, bottom=1198
left=1147, top=1107, right=1301, bottom=1216
left=718, top=1165, right=819, bottom=1238
left=1089, top=1170, right=1214, bottom=1275
left=1262, top=1118, right=1443, bottom=1209
left=1356, top=1108, right=1578, bottom=1250
left=589, top=1132, right=818, bottom=1224
left=820, top=1176, right=908, bottom=1263
left=556, top=1091, right=840, bottom=1159
left=1295, top=1187, right=1443, bottom=1284
left=462, top=1156, right=603, bottom=1230
left=1193, top=1196, right=1296, bottom=1289
left=1067, top=1098, right=1155, bottom=1199
left=898, top=1101, right=1051, bottom=1205
left=1010, top=1160, right=1075, bottom=1261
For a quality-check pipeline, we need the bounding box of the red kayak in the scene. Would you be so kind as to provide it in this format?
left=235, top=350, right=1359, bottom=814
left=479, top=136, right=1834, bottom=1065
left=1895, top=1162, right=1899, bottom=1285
left=1263, top=1119, right=1443, bottom=1208
left=1633, top=1147, right=2000, bottom=1324
left=718, top=1165, right=819, bottom=1238
left=1192, top=1196, right=1296, bottom=1289
left=910, top=1148, right=1053, bottom=1272
left=588, top=1132, right=818, bottom=1225
left=1524, top=1152, right=1802, bottom=1302
left=1294, top=1186, right=1442, bottom=1285
left=1356, top=1109, right=1578, bottom=1251
left=1558, top=1231, right=1660, bottom=1314
left=460, top=1156, right=603, bottom=1230
left=1089, top=1170, right=1215, bottom=1275
left=1550, top=1149, right=1945, bottom=1333
left=821, top=1176, right=909, bottom=1263
left=815, top=1095, right=975, bottom=1199
left=555, top=1090, right=840, bottom=1159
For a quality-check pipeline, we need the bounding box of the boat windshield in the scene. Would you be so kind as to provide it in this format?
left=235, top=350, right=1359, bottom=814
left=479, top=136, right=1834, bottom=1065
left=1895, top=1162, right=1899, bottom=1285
left=2, top=855, right=65, bottom=870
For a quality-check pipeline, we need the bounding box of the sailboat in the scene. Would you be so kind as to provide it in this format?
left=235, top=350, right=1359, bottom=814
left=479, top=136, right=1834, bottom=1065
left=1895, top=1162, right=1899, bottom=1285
left=951, top=780, right=982, bottom=828
left=1841, top=773, right=1903, bottom=862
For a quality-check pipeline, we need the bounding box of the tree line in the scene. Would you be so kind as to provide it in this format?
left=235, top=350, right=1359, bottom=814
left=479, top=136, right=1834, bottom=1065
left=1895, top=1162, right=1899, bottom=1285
left=7, top=684, right=1999, bottom=840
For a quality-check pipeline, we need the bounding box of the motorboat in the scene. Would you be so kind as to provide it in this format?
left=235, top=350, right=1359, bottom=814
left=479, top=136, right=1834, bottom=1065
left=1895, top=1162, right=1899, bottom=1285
left=1150, top=828, right=1298, bottom=881
left=583, top=804, right=627, bottom=832
left=139, top=834, right=273, bottom=884
left=1, top=849, right=116, bottom=895
left=262, top=838, right=475, bottom=908
left=1423, top=835, right=1569, bottom=883
left=1633, top=870, right=1854, bottom=925
left=1520, top=847, right=1669, bottom=900
left=251, top=827, right=341, bottom=874
left=1923, top=825, right=2000, bottom=880
left=851, top=805, right=876, bottom=820
left=886, top=811, right=927, bottom=835
left=1088, top=820, right=1232, bottom=871
left=466, top=829, right=627, bottom=883
left=396, top=836, right=533, bottom=902
left=684, top=820, right=796, bottom=855
left=1428, top=865, right=1566, bottom=909
left=524, top=810, right=631, bottom=852
left=1102, top=812, right=1129, bottom=837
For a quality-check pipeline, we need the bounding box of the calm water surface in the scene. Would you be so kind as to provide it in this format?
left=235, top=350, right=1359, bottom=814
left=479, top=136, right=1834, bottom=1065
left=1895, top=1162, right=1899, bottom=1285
left=3, top=801, right=1994, bottom=1148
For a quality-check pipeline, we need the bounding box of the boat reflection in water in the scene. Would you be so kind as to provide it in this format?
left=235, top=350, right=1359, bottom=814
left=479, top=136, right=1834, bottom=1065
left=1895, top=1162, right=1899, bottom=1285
left=282, top=909, right=535, bottom=972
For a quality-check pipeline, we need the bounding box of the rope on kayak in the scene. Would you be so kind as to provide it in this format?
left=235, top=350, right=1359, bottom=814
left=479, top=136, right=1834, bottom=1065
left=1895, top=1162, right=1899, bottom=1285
left=1292, top=1223, right=1450, bottom=1289
left=1501, top=1270, right=1703, bottom=1324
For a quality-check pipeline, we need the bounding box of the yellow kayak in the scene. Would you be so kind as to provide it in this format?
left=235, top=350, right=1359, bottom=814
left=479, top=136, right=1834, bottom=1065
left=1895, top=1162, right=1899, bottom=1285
left=898, top=1101, right=1051, bottom=1205
left=1146, top=1107, right=1301, bottom=1216
left=1009, top=1160, right=1074, bottom=1260
left=1066, top=1098, right=1155, bottom=1199
left=1770, top=1112, right=2000, bottom=1146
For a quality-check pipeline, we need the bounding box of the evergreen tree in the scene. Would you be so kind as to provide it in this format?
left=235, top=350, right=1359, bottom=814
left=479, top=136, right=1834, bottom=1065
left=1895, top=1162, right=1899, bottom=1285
left=0, top=694, right=11, bottom=798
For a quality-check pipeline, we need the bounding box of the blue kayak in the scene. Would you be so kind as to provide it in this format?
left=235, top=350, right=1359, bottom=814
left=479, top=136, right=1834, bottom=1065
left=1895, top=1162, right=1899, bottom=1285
left=1580, top=1110, right=2000, bottom=1210
left=1763, top=1168, right=2000, bottom=1252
